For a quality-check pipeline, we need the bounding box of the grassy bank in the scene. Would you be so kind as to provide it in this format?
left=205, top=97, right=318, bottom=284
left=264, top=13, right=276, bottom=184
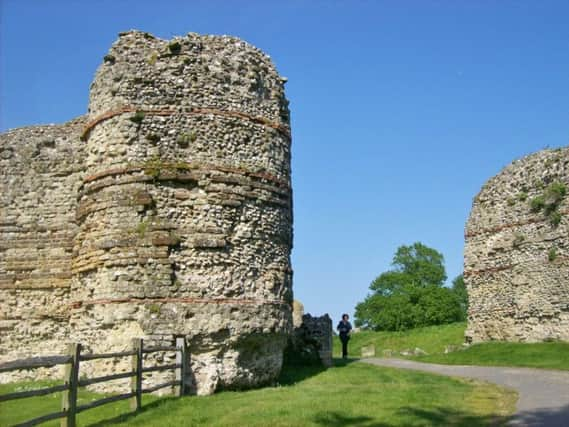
left=0, top=359, right=516, bottom=426
left=334, top=322, right=569, bottom=371
left=333, top=322, right=467, bottom=357
left=414, top=341, right=569, bottom=371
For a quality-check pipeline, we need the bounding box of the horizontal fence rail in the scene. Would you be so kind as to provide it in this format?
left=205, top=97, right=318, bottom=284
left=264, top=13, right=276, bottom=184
left=142, top=346, right=177, bottom=353
left=0, top=384, right=69, bottom=403
left=0, top=337, right=188, bottom=427
left=79, top=350, right=136, bottom=361
left=0, top=356, right=72, bottom=373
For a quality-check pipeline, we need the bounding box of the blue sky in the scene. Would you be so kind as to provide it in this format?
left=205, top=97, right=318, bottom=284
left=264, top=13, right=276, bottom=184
left=2, top=1, right=569, bottom=325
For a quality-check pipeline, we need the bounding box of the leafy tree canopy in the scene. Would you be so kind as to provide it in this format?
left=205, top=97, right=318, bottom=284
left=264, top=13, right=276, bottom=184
left=392, top=242, right=447, bottom=286
left=355, top=242, right=464, bottom=331
left=452, top=274, right=468, bottom=320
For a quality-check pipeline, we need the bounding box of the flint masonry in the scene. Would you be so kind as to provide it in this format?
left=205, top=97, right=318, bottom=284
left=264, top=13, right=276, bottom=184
left=0, top=30, right=293, bottom=395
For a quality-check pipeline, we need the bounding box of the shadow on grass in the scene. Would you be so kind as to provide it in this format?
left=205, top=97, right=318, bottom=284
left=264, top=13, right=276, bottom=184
left=312, top=405, right=515, bottom=427
left=333, top=357, right=359, bottom=367
left=397, top=406, right=511, bottom=427
left=278, top=360, right=327, bottom=386
left=85, top=397, right=178, bottom=427
left=312, top=411, right=390, bottom=427
left=278, top=356, right=359, bottom=386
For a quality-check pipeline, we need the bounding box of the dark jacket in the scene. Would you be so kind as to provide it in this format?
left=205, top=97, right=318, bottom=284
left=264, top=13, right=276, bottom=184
left=337, top=320, right=352, bottom=340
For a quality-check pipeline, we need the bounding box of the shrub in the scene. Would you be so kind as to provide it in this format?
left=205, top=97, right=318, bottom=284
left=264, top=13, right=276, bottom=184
left=143, top=156, right=162, bottom=180
left=545, top=182, right=566, bottom=205
left=530, top=196, right=545, bottom=212
left=550, top=211, right=562, bottom=226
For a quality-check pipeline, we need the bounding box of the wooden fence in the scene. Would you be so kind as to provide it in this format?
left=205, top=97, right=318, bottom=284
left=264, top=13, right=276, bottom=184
left=0, top=338, right=187, bottom=427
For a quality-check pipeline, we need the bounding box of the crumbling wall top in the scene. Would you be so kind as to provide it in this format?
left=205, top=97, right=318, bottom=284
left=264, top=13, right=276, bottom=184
left=88, top=30, right=289, bottom=124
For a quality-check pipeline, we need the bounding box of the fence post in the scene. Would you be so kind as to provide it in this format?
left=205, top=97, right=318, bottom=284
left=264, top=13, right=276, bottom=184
left=130, top=338, right=143, bottom=411
left=61, top=343, right=81, bottom=427
left=175, top=337, right=187, bottom=396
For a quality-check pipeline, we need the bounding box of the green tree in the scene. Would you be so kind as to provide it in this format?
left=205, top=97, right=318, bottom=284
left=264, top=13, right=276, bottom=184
left=355, top=242, right=464, bottom=331
left=451, top=274, right=468, bottom=320
left=392, top=242, right=446, bottom=286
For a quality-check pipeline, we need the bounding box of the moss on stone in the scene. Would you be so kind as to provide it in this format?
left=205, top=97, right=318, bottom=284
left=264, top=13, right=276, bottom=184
left=147, top=51, right=158, bottom=65
left=548, top=248, right=558, bottom=262
left=176, top=132, right=196, bottom=148
left=148, top=303, right=161, bottom=314
left=130, top=111, right=145, bottom=124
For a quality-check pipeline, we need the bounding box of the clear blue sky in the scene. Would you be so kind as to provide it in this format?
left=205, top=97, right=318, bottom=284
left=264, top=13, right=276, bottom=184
left=2, top=1, right=569, bottom=326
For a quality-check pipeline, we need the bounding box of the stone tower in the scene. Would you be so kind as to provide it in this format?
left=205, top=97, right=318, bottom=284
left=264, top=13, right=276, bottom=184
left=465, top=148, right=569, bottom=343
left=1, top=30, right=293, bottom=395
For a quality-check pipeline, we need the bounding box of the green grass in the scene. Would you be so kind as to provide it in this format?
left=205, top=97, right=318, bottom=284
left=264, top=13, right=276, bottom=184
left=334, top=322, right=467, bottom=357
left=0, top=380, right=161, bottom=426
left=334, top=322, right=569, bottom=371
left=415, top=342, right=569, bottom=371
left=0, top=360, right=516, bottom=426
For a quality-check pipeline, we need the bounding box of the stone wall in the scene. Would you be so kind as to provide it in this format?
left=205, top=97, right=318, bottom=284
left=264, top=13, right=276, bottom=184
left=0, top=30, right=293, bottom=395
left=0, top=119, right=85, bottom=381
left=290, top=313, right=333, bottom=367
left=465, top=148, right=569, bottom=343
left=292, top=299, right=304, bottom=327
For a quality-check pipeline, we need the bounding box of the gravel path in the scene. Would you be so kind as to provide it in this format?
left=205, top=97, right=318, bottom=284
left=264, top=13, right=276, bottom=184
left=362, top=358, right=569, bottom=427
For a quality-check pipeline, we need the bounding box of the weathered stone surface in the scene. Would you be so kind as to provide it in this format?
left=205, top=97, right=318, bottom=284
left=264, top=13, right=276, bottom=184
left=289, top=313, right=333, bottom=367
left=465, top=148, right=569, bottom=343
left=292, top=299, right=304, bottom=328
left=0, top=30, right=293, bottom=395
left=0, top=118, right=86, bottom=382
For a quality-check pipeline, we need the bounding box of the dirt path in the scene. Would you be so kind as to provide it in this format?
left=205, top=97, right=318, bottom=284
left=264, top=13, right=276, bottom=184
left=362, top=358, right=569, bottom=427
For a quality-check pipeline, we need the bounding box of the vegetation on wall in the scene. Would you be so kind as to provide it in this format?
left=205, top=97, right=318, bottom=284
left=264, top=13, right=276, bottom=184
left=548, top=247, right=558, bottom=262
left=529, top=181, right=566, bottom=226
left=130, top=110, right=145, bottom=124
left=168, top=41, right=181, bottom=54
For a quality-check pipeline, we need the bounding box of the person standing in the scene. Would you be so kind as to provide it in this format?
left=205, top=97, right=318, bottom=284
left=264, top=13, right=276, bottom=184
left=337, top=313, right=352, bottom=359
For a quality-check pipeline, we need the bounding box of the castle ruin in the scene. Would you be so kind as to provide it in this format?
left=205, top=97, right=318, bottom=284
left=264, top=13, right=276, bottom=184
left=465, top=149, right=569, bottom=343
left=0, top=30, right=293, bottom=395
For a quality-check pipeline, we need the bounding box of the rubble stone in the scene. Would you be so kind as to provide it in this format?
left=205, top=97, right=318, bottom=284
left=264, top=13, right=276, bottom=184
left=465, top=148, right=569, bottom=343
left=0, top=30, right=293, bottom=395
